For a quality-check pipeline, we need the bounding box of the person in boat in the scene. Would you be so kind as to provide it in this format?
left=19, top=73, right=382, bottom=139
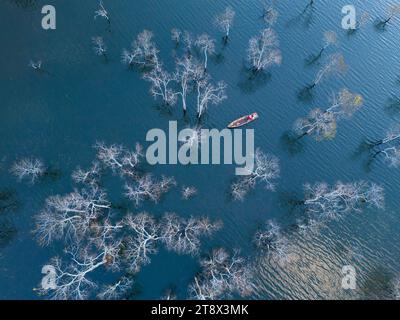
left=247, top=114, right=255, bottom=121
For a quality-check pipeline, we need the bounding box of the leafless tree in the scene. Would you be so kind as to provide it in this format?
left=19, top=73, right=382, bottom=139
left=11, top=158, right=45, bottom=183
left=215, top=7, right=235, bottom=42
left=369, top=125, right=400, bottom=167
left=262, top=1, right=279, bottom=25
left=171, top=28, right=182, bottom=46
left=351, top=12, right=370, bottom=31
left=29, top=60, right=42, bottom=71
left=188, top=248, right=253, bottom=299
left=121, top=30, right=159, bottom=68
left=183, top=31, right=194, bottom=57
left=97, top=276, right=133, bottom=300
left=181, top=186, right=198, bottom=200
left=231, top=149, right=280, bottom=201
left=294, top=88, right=363, bottom=140
left=378, top=4, right=400, bottom=26
left=124, top=174, right=176, bottom=207
left=196, top=76, right=227, bottom=118
left=247, top=28, right=282, bottom=73
left=195, top=34, right=216, bottom=70
left=123, top=212, right=160, bottom=273
left=72, top=162, right=101, bottom=186
left=92, top=36, right=107, bottom=59
left=303, top=181, right=384, bottom=221
left=309, top=53, right=347, bottom=88
left=308, top=31, right=337, bottom=63
left=254, top=220, right=291, bottom=261
left=94, top=142, right=143, bottom=178
left=160, top=213, right=222, bottom=255
left=34, top=187, right=112, bottom=246
left=94, top=1, right=110, bottom=23
left=143, top=65, right=177, bottom=106
left=40, top=240, right=121, bottom=300
left=175, top=56, right=203, bottom=113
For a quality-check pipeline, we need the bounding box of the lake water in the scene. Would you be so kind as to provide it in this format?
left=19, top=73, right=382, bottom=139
left=1, top=0, right=400, bottom=299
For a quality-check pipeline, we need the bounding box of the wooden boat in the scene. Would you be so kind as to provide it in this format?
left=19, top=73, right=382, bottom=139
left=227, top=112, right=259, bottom=128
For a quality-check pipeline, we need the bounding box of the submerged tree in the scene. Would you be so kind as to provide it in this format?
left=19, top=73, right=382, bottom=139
left=254, top=220, right=291, bottom=262
left=215, top=7, right=235, bottom=42
left=11, top=158, right=45, bottom=184
left=262, top=1, right=279, bottom=26
left=94, top=1, right=110, bottom=24
left=143, top=65, right=177, bottom=106
left=124, top=174, right=176, bottom=206
left=188, top=248, right=253, bottom=300
left=195, top=34, right=216, bottom=71
left=377, top=4, right=400, bottom=28
left=181, top=186, right=198, bottom=199
left=160, top=213, right=222, bottom=255
left=303, top=181, right=384, bottom=220
left=247, top=28, right=282, bottom=73
left=94, top=142, right=143, bottom=178
left=34, top=187, right=112, bottom=245
left=175, top=56, right=202, bottom=114
left=72, top=162, right=101, bottom=186
left=368, top=125, right=400, bottom=167
left=171, top=28, right=182, bottom=46
left=349, top=12, right=370, bottom=33
left=195, top=75, right=227, bottom=118
left=307, top=31, right=337, bottom=63
left=308, top=53, right=347, bottom=89
left=92, top=36, right=107, bottom=60
left=231, top=149, right=280, bottom=201
left=29, top=60, right=42, bottom=71
left=121, top=30, right=159, bottom=68
left=294, top=88, right=363, bottom=140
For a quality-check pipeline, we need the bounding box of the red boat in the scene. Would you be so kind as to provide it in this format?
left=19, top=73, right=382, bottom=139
left=227, top=112, right=259, bottom=129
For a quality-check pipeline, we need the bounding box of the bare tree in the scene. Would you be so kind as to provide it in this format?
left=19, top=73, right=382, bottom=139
left=97, top=276, right=133, bottom=300
left=123, top=212, right=160, bottom=273
left=308, top=31, right=337, bottom=63
left=231, top=149, right=280, bottom=201
left=160, top=213, right=222, bottom=255
left=94, top=1, right=110, bottom=24
left=29, top=60, right=42, bottom=71
left=303, top=181, right=384, bottom=221
left=247, top=28, right=282, bottom=73
left=254, top=220, right=291, bottom=261
left=92, top=36, right=107, bottom=60
left=309, top=53, right=347, bottom=88
left=183, top=31, right=194, bottom=57
left=262, top=1, right=279, bottom=25
left=175, top=56, right=203, bottom=113
left=350, top=12, right=370, bottom=31
left=94, top=142, right=143, bottom=178
left=124, top=174, right=176, bottom=206
left=188, top=248, right=253, bottom=300
left=195, top=76, right=227, bottom=118
left=143, top=65, right=177, bottom=106
left=294, top=89, right=363, bottom=140
left=181, top=186, right=198, bottom=199
left=11, top=158, right=45, bottom=183
left=121, top=30, right=159, bottom=68
left=171, top=28, right=182, bottom=46
left=378, top=4, right=400, bottom=26
left=40, top=241, right=121, bottom=300
left=369, top=125, right=400, bottom=167
left=34, top=187, right=111, bottom=246
left=72, top=162, right=101, bottom=186
left=215, top=7, right=235, bottom=42
left=195, top=34, right=216, bottom=70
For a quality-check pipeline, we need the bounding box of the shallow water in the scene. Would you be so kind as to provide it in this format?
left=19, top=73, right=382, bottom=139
left=1, top=0, right=400, bottom=299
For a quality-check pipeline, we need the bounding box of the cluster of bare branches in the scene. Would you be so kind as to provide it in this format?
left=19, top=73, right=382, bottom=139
left=188, top=248, right=253, bottom=300
left=367, top=125, right=400, bottom=168
left=254, top=220, right=291, bottom=262
left=231, top=148, right=280, bottom=201
left=294, top=88, right=363, bottom=140
left=215, top=7, right=235, bottom=42
left=10, top=158, right=45, bottom=184
left=377, top=4, right=400, bottom=27
left=303, top=181, right=384, bottom=221
left=247, top=28, right=282, bottom=73
left=92, top=36, right=107, bottom=60
left=94, top=1, right=110, bottom=24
